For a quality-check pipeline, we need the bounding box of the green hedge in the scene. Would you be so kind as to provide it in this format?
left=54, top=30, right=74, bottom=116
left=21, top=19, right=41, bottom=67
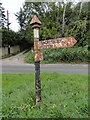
left=25, top=46, right=89, bottom=64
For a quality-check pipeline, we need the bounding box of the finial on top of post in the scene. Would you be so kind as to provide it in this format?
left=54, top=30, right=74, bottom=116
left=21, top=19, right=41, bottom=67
left=30, top=15, right=41, bottom=29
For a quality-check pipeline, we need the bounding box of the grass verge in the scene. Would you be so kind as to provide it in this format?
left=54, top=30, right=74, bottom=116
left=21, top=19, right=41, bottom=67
left=2, top=73, right=89, bottom=118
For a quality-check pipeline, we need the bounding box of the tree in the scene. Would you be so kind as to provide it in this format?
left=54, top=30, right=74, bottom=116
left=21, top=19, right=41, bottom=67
left=15, top=2, right=49, bottom=44
left=15, top=7, right=26, bottom=31
left=15, top=1, right=89, bottom=47
left=0, top=2, right=6, bottom=29
left=65, top=19, right=88, bottom=47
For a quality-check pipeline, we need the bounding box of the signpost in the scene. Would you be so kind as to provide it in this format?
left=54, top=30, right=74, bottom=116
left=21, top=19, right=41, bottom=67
left=30, top=15, right=41, bottom=105
left=30, top=15, right=77, bottom=105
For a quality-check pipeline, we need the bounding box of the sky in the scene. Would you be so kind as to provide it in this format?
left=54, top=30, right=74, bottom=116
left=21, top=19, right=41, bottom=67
left=1, top=0, right=25, bottom=32
left=1, top=0, right=89, bottom=32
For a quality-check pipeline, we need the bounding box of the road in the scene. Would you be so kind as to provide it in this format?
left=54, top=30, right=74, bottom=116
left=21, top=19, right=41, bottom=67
left=1, top=64, right=88, bottom=74
left=0, top=52, right=88, bottom=74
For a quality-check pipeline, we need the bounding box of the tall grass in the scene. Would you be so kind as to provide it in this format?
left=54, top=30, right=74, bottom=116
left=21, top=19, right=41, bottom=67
left=2, top=73, right=88, bottom=118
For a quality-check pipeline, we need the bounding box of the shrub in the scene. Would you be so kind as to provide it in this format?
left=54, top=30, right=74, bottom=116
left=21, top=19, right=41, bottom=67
left=25, top=46, right=89, bottom=64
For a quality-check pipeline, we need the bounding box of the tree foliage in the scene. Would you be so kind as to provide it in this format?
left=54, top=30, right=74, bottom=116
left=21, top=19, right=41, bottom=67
left=0, top=2, right=6, bottom=29
left=2, top=29, right=20, bottom=46
left=2, top=1, right=89, bottom=48
left=15, top=2, right=89, bottom=47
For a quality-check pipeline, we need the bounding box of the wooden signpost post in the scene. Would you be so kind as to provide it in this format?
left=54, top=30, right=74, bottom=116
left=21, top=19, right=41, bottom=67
left=30, top=15, right=77, bottom=105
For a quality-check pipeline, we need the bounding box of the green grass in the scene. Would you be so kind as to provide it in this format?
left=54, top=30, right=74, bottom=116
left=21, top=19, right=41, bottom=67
left=2, top=73, right=89, bottom=118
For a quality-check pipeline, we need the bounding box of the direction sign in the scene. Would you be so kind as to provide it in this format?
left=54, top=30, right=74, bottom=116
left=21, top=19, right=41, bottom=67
left=30, top=15, right=77, bottom=105
left=38, top=36, right=77, bottom=49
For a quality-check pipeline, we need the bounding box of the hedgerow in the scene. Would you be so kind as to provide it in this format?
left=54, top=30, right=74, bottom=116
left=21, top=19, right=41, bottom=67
left=25, top=45, right=89, bottom=64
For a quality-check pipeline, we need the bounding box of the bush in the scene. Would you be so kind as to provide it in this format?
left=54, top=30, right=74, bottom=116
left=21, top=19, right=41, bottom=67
left=25, top=46, right=89, bottom=64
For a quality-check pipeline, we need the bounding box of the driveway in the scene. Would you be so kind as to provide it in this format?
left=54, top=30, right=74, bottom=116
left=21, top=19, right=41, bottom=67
left=0, top=51, right=27, bottom=65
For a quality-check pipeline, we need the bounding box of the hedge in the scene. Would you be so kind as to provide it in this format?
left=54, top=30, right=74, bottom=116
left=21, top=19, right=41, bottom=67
left=25, top=45, right=89, bottom=64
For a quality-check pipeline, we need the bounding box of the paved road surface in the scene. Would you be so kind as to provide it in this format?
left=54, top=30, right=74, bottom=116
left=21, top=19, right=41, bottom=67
left=0, top=52, right=88, bottom=74
left=1, top=64, right=88, bottom=74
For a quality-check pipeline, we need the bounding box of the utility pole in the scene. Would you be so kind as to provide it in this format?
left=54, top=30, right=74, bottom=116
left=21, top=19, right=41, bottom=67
left=7, top=10, right=9, bottom=31
left=7, top=10, right=10, bottom=54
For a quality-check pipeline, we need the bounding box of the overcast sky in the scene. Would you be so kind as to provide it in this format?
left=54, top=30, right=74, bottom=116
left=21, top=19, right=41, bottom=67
left=1, top=0, right=25, bottom=32
left=1, top=0, right=89, bottom=32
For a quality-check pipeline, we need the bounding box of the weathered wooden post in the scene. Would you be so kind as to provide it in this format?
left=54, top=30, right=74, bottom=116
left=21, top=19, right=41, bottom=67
left=30, top=15, right=41, bottom=105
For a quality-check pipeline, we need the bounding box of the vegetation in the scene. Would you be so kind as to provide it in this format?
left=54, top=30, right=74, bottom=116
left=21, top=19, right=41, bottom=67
left=1, top=1, right=89, bottom=62
left=2, top=73, right=88, bottom=118
left=25, top=45, right=89, bottom=64
left=0, top=2, right=7, bottom=29
left=16, top=2, right=89, bottom=63
left=0, top=2, right=31, bottom=48
left=16, top=2, right=89, bottom=47
left=2, top=29, right=20, bottom=46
